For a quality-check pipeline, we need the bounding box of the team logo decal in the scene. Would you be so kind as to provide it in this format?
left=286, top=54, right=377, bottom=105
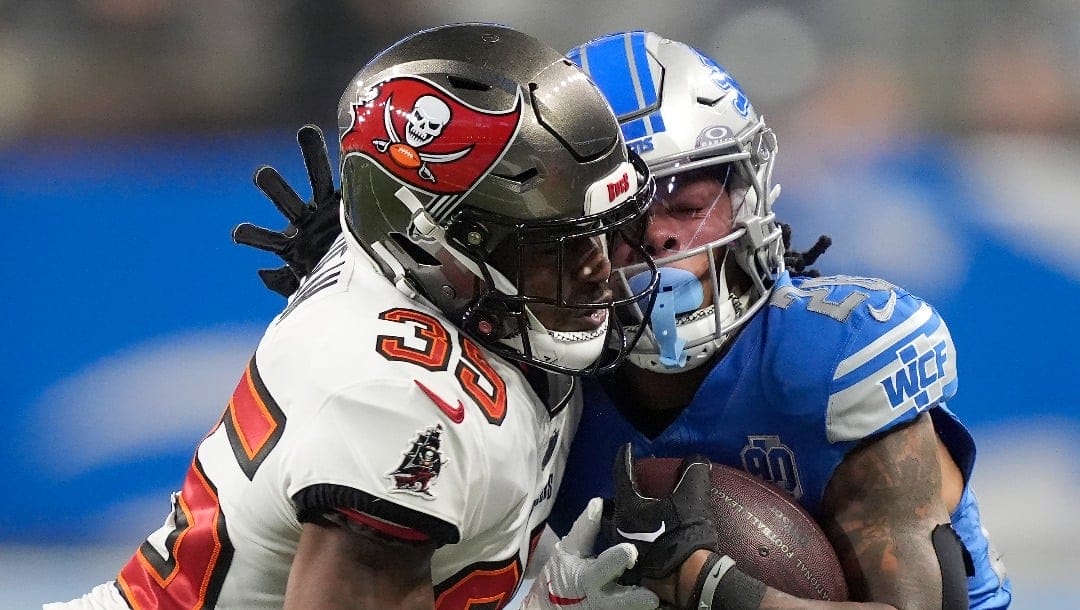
left=387, top=424, right=447, bottom=500
left=696, top=53, right=751, bottom=118
left=341, top=75, right=523, bottom=194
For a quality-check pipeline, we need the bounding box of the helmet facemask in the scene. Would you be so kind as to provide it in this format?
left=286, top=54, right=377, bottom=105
left=343, top=153, right=659, bottom=376
left=611, top=126, right=783, bottom=372
left=466, top=171, right=658, bottom=375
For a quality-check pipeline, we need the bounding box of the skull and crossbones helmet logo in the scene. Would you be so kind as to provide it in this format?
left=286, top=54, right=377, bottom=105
left=405, top=96, right=450, bottom=147
left=369, top=90, right=473, bottom=183
left=341, top=75, right=523, bottom=194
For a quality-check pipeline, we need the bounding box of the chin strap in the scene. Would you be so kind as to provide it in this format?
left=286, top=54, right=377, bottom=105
left=629, top=267, right=703, bottom=369
left=500, top=306, right=610, bottom=373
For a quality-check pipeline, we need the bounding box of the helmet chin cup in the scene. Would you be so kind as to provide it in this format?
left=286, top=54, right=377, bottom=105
left=498, top=306, right=611, bottom=373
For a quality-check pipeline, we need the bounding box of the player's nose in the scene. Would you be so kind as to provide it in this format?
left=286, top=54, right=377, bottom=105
left=643, top=213, right=681, bottom=256
left=578, top=248, right=611, bottom=282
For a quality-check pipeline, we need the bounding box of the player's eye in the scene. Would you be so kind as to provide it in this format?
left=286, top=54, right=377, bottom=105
left=670, top=206, right=707, bottom=219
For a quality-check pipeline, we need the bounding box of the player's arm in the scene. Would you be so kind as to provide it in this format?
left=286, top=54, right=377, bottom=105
left=815, top=411, right=967, bottom=609
left=285, top=515, right=437, bottom=609
left=675, top=414, right=962, bottom=609
left=609, top=441, right=956, bottom=609
left=279, top=384, right=462, bottom=610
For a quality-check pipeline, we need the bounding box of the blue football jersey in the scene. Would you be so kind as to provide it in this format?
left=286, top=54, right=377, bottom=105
left=552, top=272, right=1011, bottom=608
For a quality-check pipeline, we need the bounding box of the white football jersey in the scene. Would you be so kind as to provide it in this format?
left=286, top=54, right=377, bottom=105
left=66, top=235, right=580, bottom=609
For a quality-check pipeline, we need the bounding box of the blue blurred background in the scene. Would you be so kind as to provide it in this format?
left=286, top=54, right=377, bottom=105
left=2, top=1, right=1078, bottom=607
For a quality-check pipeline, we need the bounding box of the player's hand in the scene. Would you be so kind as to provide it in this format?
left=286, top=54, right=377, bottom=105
left=523, top=498, right=659, bottom=610
left=232, top=124, right=343, bottom=297
left=609, top=444, right=719, bottom=583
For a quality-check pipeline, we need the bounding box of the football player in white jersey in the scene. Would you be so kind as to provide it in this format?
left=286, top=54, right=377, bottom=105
left=232, top=29, right=1012, bottom=610
left=44, top=24, right=664, bottom=610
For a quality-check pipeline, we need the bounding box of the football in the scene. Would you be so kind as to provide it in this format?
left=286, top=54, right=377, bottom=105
left=631, top=457, right=849, bottom=602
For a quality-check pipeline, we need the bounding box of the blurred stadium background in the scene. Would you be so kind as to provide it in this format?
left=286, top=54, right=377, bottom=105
left=3, top=1, right=1078, bottom=607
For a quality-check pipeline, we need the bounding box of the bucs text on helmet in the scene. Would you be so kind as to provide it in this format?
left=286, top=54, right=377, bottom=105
left=338, top=23, right=658, bottom=375
left=568, top=31, right=784, bottom=373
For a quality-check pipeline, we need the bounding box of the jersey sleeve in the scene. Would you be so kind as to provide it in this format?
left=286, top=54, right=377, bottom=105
left=823, top=284, right=958, bottom=443
left=767, top=275, right=959, bottom=445
left=281, top=377, right=485, bottom=546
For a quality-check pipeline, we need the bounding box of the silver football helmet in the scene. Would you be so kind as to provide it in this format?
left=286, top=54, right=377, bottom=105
left=569, top=31, right=784, bottom=373
left=338, top=24, right=658, bottom=375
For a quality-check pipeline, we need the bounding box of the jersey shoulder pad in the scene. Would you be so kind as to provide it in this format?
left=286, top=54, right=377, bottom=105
left=282, top=376, right=485, bottom=544
left=256, top=255, right=495, bottom=542
left=767, top=274, right=958, bottom=442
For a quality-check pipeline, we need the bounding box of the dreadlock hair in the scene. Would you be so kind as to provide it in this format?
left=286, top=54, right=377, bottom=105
left=780, top=223, right=832, bottom=278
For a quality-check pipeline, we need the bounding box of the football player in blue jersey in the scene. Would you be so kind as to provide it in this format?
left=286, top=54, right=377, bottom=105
left=548, top=31, right=1012, bottom=610
left=236, top=31, right=1011, bottom=610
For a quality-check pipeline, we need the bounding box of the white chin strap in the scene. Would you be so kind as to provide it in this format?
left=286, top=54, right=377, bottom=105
left=499, top=306, right=610, bottom=372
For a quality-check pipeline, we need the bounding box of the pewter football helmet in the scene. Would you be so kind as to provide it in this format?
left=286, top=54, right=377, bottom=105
left=339, top=24, right=657, bottom=375
left=569, top=31, right=784, bottom=372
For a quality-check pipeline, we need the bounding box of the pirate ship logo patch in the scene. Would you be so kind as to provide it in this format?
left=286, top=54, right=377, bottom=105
left=386, top=424, right=447, bottom=500
left=341, top=75, right=522, bottom=192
